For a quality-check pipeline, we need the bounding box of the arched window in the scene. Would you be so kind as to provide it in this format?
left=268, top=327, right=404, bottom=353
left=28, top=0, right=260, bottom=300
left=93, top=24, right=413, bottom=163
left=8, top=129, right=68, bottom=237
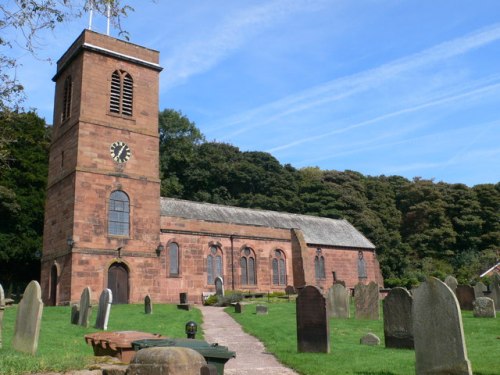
left=272, top=249, right=287, bottom=285
left=169, top=242, right=180, bottom=276
left=314, top=248, right=325, bottom=280
left=207, top=245, right=223, bottom=284
left=110, top=70, right=133, bottom=116
left=241, top=247, right=256, bottom=285
left=108, top=190, right=129, bottom=236
left=62, top=75, right=72, bottom=122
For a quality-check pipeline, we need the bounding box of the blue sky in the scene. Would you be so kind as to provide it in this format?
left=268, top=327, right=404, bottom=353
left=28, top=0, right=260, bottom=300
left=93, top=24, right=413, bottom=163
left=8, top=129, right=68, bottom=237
left=9, top=0, right=500, bottom=186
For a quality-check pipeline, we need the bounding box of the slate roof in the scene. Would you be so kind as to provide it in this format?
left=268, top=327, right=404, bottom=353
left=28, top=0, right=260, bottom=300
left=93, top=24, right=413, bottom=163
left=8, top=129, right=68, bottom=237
left=160, top=197, right=375, bottom=250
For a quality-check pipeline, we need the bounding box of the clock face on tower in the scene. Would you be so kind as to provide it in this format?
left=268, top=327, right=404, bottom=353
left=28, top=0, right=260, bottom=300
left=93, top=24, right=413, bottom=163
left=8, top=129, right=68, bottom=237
left=110, top=141, right=131, bottom=163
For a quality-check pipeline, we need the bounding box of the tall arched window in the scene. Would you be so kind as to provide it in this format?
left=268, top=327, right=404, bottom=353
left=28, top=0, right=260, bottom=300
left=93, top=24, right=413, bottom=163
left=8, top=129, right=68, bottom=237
left=169, top=242, right=180, bottom=276
left=108, top=190, right=129, bottom=236
left=110, top=70, right=133, bottom=116
left=241, top=247, right=256, bottom=285
left=272, top=249, right=287, bottom=285
left=207, top=245, right=223, bottom=284
left=62, top=75, right=72, bottom=122
left=314, top=248, right=325, bottom=280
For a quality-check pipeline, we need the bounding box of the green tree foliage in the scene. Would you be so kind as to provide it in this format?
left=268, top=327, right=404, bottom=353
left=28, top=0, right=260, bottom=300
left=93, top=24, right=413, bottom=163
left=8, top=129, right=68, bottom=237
left=0, top=111, right=49, bottom=286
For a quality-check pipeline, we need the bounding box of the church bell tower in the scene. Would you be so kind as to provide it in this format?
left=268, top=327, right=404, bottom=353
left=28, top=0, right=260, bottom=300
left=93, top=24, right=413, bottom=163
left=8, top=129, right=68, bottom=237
left=41, top=30, right=162, bottom=305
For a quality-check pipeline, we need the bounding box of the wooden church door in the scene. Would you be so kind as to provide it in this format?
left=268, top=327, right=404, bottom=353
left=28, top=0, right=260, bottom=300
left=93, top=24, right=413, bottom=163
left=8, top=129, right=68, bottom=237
left=108, top=263, right=129, bottom=304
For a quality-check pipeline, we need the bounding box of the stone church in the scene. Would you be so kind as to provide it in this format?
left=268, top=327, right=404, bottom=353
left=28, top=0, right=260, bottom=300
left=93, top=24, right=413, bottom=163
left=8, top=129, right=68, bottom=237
left=40, top=30, right=383, bottom=305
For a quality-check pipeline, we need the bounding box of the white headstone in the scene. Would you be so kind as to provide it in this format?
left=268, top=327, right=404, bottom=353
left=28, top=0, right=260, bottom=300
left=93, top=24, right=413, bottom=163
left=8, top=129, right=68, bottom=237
left=95, top=289, right=112, bottom=330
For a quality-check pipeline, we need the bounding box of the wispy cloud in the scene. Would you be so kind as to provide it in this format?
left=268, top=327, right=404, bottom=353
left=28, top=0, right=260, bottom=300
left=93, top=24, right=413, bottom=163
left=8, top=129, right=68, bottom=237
left=212, top=23, right=500, bottom=138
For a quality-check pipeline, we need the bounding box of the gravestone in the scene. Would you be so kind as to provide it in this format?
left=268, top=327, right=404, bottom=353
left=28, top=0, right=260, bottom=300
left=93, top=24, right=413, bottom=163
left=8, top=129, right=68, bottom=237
left=473, top=297, right=496, bottom=318
left=200, top=364, right=218, bottom=375
left=78, top=286, right=92, bottom=327
left=333, top=280, right=346, bottom=287
left=95, top=289, right=112, bottom=330
left=145, top=295, right=153, bottom=314
left=296, top=285, right=330, bottom=353
left=327, top=283, right=350, bottom=318
left=413, top=277, right=472, bottom=375
left=234, top=302, right=243, bottom=314
left=180, top=292, right=188, bottom=304
left=0, top=283, right=4, bottom=349
left=360, top=333, right=380, bottom=346
left=71, top=304, right=80, bottom=325
left=444, top=275, right=458, bottom=295
left=383, top=287, right=414, bottom=349
left=214, top=276, right=224, bottom=297
left=490, top=273, right=500, bottom=311
left=473, top=282, right=487, bottom=298
left=354, top=281, right=379, bottom=319
left=256, top=305, right=268, bottom=315
left=456, top=285, right=475, bottom=310
left=285, top=285, right=296, bottom=295
left=12, top=280, right=44, bottom=355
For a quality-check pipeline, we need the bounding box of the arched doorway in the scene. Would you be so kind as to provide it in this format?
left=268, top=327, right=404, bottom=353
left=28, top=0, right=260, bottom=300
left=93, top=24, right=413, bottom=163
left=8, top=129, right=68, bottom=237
left=108, top=262, right=129, bottom=304
left=49, top=264, right=58, bottom=306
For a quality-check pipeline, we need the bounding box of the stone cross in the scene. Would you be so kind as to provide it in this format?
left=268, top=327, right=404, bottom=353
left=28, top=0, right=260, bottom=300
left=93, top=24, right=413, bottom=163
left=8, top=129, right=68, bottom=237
left=78, top=287, right=92, bottom=327
left=354, top=281, right=379, bottom=319
left=444, top=275, right=458, bottom=295
left=214, top=276, right=224, bottom=297
left=327, top=283, right=350, bottom=318
left=0, top=283, right=5, bottom=349
left=413, top=277, right=472, bottom=375
left=296, top=285, right=330, bottom=353
left=145, top=294, right=153, bottom=314
left=12, top=281, right=44, bottom=355
left=383, top=287, right=414, bottom=349
left=95, top=288, right=113, bottom=330
left=456, top=285, right=475, bottom=310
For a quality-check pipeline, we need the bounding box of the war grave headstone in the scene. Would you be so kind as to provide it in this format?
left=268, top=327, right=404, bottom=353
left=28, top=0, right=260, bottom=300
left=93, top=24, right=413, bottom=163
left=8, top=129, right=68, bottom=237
left=214, top=276, right=224, bottom=297
left=12, top=280, right=44, bottom=355
left=78, top=286, right=92, bottom=327
left=413, top=277, right=472, bottom=375
left=71, top=304, right=80, bottom=324
left=0, top=283, right=5, bottom=349
left=490, top=273, right=500, bottom=311
left=95, top=288, right=112, bottom=330
left=234, top=302, right=243, bottom=314
left=327, top=283, right=350, bottom=318
left=473, top=297, right=496, bottom=318
left=473, top=282, right=487, bottom=298
left=444, top=275, right=458, bottom=295
left=256, top=305, right=268, bottom=315
left=383, top=287, right=414, bottom=349
left=296, top=285, right=330, bottom=353
left=145, top=294, right=153, bottom=314
left=360, top=333, right=380, bottom=346
left=354, top=281, right=379, bottom=320
left=456, top=285, right=475, bottom=310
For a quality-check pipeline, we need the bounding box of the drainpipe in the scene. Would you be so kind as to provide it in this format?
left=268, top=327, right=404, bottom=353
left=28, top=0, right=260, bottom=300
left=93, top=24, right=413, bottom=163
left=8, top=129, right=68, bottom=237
left=230, top=234, right=235, bottom=291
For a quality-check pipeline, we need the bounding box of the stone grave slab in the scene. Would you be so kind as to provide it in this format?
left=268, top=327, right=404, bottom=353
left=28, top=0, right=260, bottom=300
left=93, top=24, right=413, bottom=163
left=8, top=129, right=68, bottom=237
left=473, top=297, right=496, bottom=318
left=0, top=283, right=4, bottom=349
left=78, top=286, right=92, bottom=327
left=234, top=302, right=243, bottom=314
left=354, top=281, right=379, bottom=319
left=360, top=333, right=380, bottom=346
left=95, top=288, right=112, bottom=330
left=128, top=347, right=206, bottom=375
left=413, top=277, right=472, bottom=375
left=12, top=280, right=44, bottom=355
left=456, top=285, right=475, bottom=310
left=444, top=275, right=458, bottom=295
left=256, top=305, right=268, bottom=315
left=327, top=283, right=350, bottom=318
left=145, top=295, right=152, bottom=314
left=490, top=273, right=500, bottom=311
left=473, top=282, right=487, bottom=298
left=383, top=287, right=414, bottom=349
left=215, top=276, right=224, bottom=297
left=296, top=285, right=330, bottom=353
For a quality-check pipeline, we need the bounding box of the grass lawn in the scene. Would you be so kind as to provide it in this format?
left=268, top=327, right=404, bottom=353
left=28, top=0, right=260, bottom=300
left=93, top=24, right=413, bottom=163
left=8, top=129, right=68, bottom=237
left=227, top=301, right=500, bottom=375
left=0, top=303, right=202, bottom=375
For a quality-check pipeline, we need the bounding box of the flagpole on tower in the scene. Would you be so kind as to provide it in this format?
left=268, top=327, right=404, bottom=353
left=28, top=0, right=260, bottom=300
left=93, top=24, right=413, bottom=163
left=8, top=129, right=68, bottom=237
left=88, top=0, right=94, bottom=30
left=106, top=1, right=111, bottom=36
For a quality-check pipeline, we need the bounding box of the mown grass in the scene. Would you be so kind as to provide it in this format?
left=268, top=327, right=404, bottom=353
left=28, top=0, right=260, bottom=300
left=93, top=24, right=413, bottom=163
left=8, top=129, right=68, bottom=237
left=227, top=301, right=500, bottom=375
left=0, top=303, right=202, bottom=374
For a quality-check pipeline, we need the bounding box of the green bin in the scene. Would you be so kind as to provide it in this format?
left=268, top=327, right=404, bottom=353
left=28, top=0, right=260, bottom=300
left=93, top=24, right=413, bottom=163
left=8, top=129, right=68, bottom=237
left=132, top=338, right=236, bottom=375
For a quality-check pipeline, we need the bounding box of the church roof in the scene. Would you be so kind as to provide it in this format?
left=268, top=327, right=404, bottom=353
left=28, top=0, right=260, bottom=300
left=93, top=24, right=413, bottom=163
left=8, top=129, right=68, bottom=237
left=160, top=198, right=375, bottom=250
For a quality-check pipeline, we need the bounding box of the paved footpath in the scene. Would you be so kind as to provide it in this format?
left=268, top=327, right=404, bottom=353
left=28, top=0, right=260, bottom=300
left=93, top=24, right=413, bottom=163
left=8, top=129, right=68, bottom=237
left=198, top=305, right=299, bottom=375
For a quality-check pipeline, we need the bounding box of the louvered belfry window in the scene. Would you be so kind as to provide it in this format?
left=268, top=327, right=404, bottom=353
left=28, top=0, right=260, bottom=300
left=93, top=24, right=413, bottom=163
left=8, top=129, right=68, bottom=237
left=110, top=70, right=133, bottom=116
left=62, top=76, right=72, bottom=122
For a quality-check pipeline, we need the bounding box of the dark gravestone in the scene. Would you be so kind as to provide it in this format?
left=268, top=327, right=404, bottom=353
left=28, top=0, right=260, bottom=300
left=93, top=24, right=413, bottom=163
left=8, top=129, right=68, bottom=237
left=71, top=304, right=80, bottom=325
left=473, top=297, right=496, bottom=318
left=234, top=302, right=243, bottom=314
left=444, top=275, right=458, bottom=295
left=214, top=276, right=224, bottom=297
left=180, top=292, right=188, bottom=304
left=490, top=273, right=500, bottom=311
left=145, top=295, right=153, bottom=314
left=354, top=282, right=379, bottom=319
left=296, top=285, right=330, bottom=353
left=0, top=283, right=4, bottom=349
left=12, top=281, right=44, bottom=355
left=413, top=277, right=472, bottom=375
left=256, top=305, right=268, bottom=315
left=285, top=285, right=296, bottom=295
left=456, top=285, right=475, bottom=310
left=178, top=292, right=190, bottom=310
left=383, top=287, right=414, bottom=349
left=95, top=289, right=112, bottom=330
left=473, top=282, right=487, bottom=298
left=78, top=286, right=92, bottom=327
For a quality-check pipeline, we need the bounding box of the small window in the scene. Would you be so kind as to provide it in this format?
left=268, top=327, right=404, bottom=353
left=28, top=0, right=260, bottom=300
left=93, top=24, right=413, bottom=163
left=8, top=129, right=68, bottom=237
left=241, top=247, right=256, bottom=285
left=61, top=76, right=72, bottom=122
left=272, top=250, right=287, bottom=285
left=207, top=245, right=223, bottom=284
left=109, top=70, right=133, bottom=116
left=108, top=190, right=129, bottom=236
left=169, top=242, right=179, bottom=276
left=315, top=248, right=325, bottom=280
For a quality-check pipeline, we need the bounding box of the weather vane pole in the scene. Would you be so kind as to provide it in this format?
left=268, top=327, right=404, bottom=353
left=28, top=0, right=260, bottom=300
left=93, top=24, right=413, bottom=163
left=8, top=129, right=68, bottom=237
left=106, top=1, right=111, bottom=36
left=88, top=0, right=94, bottom=30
